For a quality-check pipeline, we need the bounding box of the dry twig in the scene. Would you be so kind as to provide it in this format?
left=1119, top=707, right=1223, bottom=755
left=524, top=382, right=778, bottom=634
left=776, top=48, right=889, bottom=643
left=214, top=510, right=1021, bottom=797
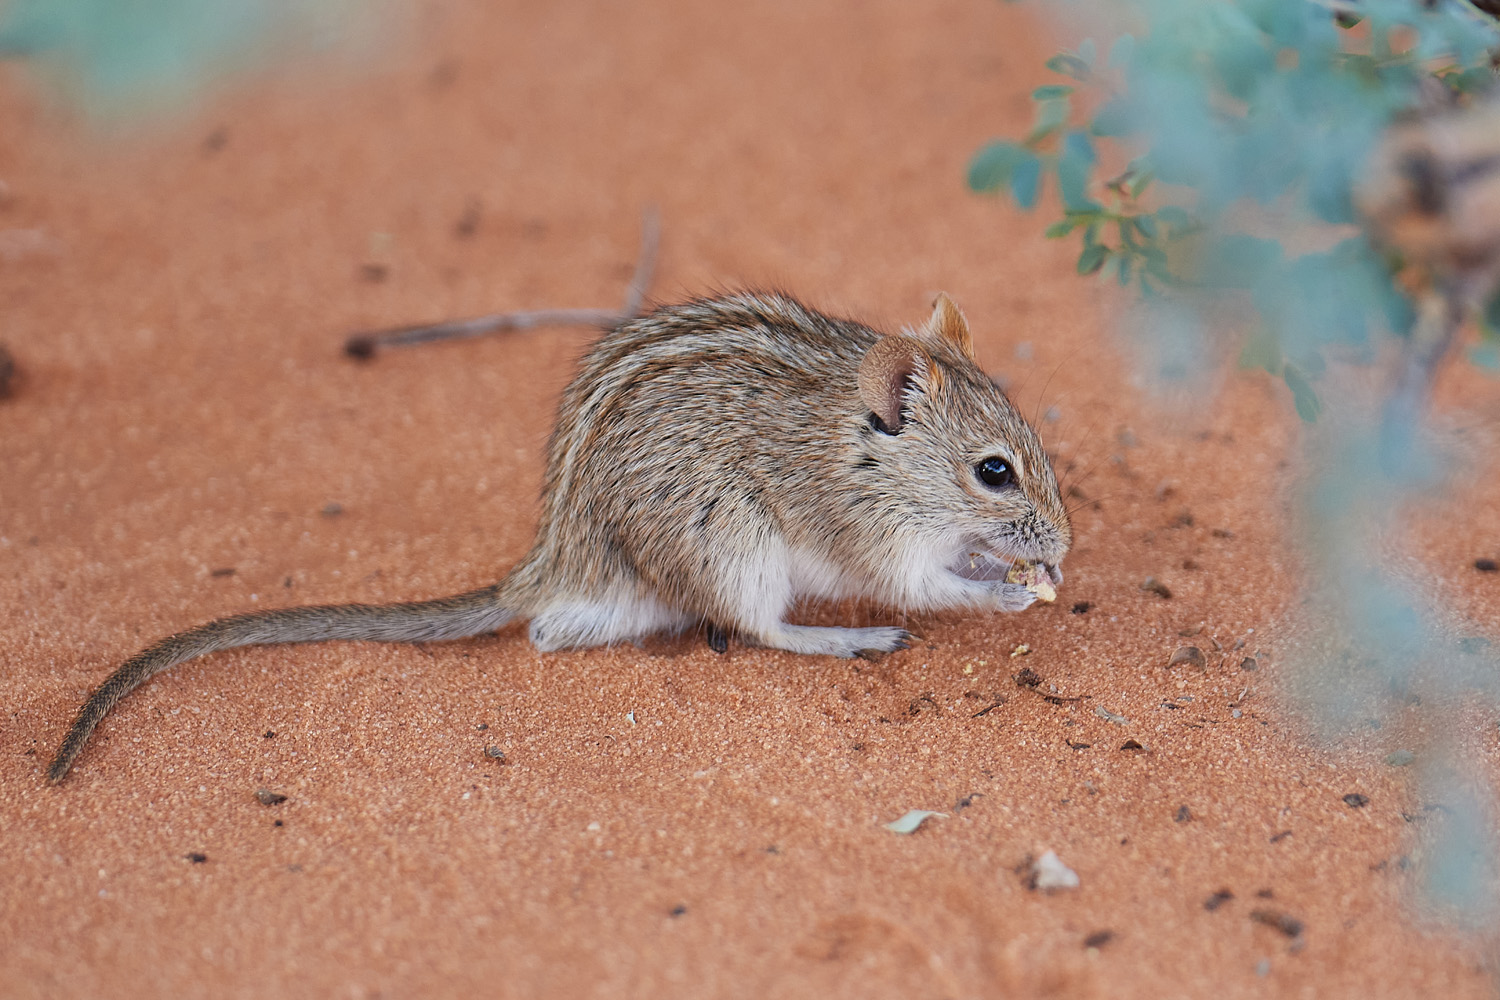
left=345, top=206, right=661, bottom=359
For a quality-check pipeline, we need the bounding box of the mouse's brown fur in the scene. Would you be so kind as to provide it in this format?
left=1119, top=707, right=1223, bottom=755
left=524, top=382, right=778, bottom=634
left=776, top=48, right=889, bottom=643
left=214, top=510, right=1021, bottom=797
left=48, top=291, right=1070, bottom=783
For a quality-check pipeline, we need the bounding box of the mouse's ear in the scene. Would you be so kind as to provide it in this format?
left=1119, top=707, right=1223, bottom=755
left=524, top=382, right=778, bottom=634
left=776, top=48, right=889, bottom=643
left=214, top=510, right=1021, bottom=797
left=858, top=336, right=934, bottom=433
left=923, top=292, right=975, bottom=361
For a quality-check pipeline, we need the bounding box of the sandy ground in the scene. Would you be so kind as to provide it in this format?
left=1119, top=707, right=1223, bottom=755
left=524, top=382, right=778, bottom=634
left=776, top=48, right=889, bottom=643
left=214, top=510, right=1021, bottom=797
left=3, top=1, right=1500, bottom=997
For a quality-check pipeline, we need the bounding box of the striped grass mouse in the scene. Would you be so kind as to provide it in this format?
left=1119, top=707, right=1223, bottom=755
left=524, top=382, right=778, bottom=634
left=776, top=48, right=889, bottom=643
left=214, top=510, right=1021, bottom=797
left=48, top=290, right=1070, bottom=782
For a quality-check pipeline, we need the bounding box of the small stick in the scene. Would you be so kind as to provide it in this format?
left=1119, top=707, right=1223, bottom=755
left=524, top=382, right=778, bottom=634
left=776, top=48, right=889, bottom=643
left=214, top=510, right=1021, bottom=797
left=345, top=206, right=661, bottom=360
left=620, top=204, right=661, bottom=320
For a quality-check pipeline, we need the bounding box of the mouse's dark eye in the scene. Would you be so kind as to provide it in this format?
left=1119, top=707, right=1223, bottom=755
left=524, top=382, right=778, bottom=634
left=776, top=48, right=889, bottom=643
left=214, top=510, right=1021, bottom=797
left=975, top=457, right=1015, bottom=489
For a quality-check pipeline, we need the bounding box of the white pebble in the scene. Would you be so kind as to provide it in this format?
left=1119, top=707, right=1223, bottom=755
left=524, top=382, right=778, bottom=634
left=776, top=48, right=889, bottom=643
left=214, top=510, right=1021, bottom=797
left=1032, top=850, right=1080, bottom=891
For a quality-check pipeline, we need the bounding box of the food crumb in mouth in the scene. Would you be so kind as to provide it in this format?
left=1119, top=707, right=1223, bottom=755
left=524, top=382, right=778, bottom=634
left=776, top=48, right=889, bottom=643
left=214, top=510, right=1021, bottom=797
left=1005, top=560, right=1057, bottom=603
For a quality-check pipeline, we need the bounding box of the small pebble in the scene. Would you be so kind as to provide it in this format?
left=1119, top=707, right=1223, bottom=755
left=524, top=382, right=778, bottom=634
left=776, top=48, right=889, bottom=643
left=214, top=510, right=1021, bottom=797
left=1255, top=958, right=1271, bottom=977
left=254, top=788, right=288, bottom=806
left=1141, top=577, right=1173, bottom=599
left=1250, top=908, right=1304, bottom=938
left=1385, top=750, right=1416, bottom=767
left=884, top=809, right=944, bottom=834
left=1029, top=850, right=1080, bottom=891
left=1343, top=793, right=1370, bottom=809
left=1167, top=646, right=1206, bottom=671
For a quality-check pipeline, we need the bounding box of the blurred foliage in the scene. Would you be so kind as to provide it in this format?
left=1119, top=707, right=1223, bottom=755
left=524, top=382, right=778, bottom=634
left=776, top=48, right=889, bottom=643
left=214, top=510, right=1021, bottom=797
left=975, top=0, right=1500, bottom=924
left=0, top=0, right=374, bottom=119
left=969, top=0, right=1500, bottom=418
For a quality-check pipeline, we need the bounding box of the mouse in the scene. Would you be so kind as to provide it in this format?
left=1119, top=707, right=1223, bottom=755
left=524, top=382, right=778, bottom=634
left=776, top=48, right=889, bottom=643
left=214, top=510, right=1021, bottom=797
left=47, top=290, right=1071, bottom=782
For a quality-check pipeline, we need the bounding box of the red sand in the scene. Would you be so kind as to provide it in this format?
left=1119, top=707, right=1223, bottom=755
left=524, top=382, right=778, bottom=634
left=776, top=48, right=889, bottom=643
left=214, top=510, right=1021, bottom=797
left=3, top=2, right=1498, bottom=997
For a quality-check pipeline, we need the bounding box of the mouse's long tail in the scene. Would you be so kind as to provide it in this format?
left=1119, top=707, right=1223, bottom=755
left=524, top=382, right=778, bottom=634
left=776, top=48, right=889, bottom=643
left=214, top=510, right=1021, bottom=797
left=47, top=584, right=515, bottom=784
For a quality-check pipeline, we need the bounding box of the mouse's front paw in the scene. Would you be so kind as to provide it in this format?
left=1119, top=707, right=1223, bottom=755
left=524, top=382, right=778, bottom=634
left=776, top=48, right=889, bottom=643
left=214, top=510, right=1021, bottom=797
left=991, top=582, right=1039, bottom=613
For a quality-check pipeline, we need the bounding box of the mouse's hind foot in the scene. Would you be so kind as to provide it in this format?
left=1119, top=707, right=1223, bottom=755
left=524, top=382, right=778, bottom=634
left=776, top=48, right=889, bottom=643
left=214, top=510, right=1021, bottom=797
left=751, top=623, right=911, bottom=659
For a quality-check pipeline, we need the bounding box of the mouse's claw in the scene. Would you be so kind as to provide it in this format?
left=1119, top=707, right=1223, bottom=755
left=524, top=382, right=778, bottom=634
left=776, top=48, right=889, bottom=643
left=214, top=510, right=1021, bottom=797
left=856, top=628, right=913, bottom=660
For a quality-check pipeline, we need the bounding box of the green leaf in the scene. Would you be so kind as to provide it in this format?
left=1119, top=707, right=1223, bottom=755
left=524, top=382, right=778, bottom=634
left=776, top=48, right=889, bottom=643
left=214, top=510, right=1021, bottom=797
left=1057, top=132, right=1100, bottom=212
left=1077, top=243, right=1108, bottom=275
left=1133, top=214, right=1157, bottom=239
left=1117, top=253, right=1134, bottom=286
left=1468, top=344, right=1500, bottom=372
left=1283, top=365, right=1323, bottom=422
left=1077, top=38, right=1097, bottom=65
left=1211, top=13, right=1275, bottom=102
left=1090, top=97, right=1135, bottom=137
left=1010, top=151, right=1043, bottom=209
left=1032, top=84, right=1075, bottom=100
left=1044, top=52, right=1091, bottom=80
left=1044, top=220, right=1076, bottom=238
left=1027, top=96, right=1070, bottom=143
left=1127, top=167, right=1154, bottom=200
left=1482, top=290, right=1500, bottom=338
left=1062, top=130, right=1096, bottom=164
left=967, top=141, right=1026, bottom=193
left=1307, top=143, right=1358, bottom=225
left=1141, top=246, right=1174, bottom=285
left=1444, top=66, right=1495, bottom=95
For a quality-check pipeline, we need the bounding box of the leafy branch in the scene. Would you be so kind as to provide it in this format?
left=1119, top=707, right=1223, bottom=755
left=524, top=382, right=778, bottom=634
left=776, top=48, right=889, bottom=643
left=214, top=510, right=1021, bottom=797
left=968, top=0, right=1500, bottom=419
